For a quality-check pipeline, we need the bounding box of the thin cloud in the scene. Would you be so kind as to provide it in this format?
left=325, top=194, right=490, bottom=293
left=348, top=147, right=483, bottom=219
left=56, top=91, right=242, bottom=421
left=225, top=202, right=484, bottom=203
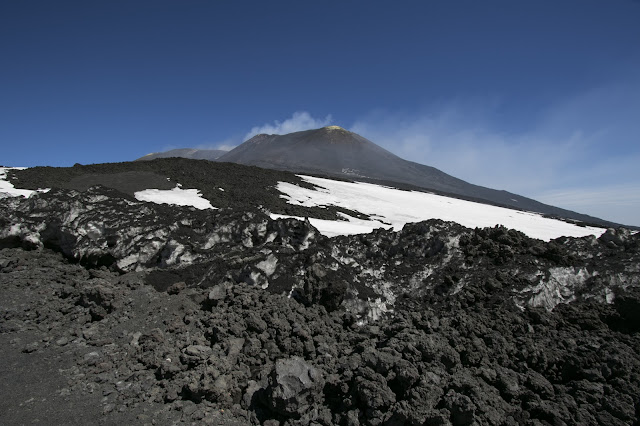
left=244, top=111, right=333, bottom=140
left=156, top=144, right=179, bottom=153
left=349, top=105, right=582, bottom=194
left=535, top=184, right=640, bottom=226
left=177, top=112, right=333, bottom=154
left=213, top=144, right=237, bottom=151
left=171, top=112, right=331, bottom=155
left=195, top=141, right=237, bottom=151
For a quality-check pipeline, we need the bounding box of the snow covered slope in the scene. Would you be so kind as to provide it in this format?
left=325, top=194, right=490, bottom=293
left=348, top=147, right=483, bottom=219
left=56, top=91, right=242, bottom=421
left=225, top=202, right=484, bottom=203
left=217, top=126, right=618, bottom=228
left=274, top=175, right=606, bottom=241
left=1, top=165, right=607, bottom=241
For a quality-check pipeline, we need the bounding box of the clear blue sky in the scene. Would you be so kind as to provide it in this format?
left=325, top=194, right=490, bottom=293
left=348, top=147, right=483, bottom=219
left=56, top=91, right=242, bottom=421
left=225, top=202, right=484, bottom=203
left=1, top=0, right=639, bottom=225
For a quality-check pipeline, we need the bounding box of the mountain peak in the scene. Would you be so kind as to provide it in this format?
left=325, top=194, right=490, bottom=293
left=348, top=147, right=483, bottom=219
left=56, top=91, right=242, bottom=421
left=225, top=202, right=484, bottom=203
left=323, top=125, right=347, bottom=131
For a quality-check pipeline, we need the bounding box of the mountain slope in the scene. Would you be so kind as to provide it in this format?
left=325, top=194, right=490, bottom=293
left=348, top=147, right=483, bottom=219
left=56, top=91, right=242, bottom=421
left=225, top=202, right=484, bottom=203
left=4, top=160, right=611, bottom=241
left=137, top=148, right=227, bottom=161
left=217, top=126, right=618, bottom=227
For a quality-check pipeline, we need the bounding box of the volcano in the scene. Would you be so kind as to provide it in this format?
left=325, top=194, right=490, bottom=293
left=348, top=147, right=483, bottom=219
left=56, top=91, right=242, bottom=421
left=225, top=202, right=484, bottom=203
left=217, top=126, right=614, bottom=227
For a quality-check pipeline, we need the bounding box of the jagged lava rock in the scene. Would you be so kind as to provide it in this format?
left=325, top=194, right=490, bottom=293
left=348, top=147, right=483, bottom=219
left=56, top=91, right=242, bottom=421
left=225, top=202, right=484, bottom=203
left=1, top=183, right=640, bottom=425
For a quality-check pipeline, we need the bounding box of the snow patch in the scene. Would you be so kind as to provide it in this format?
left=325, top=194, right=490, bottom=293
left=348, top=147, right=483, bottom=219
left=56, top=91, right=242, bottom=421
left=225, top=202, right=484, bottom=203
left=80, top=222, right=104, bottom=241
left=163, top=240, right=190, bottom=266
left=365, top=297, right=393, bottom=322
left=134, top=186, right=215, bottom=210
left=270, top=212, right=390, bottom=238
left=0, top=167, right=49, bottom=198
left=256, top=254, right=278, bottom=276
left=519, top=267, right=592, bottom=310
left=408, top=267, right=435, bottom=289
left=276, top=175, right=606, bottom=241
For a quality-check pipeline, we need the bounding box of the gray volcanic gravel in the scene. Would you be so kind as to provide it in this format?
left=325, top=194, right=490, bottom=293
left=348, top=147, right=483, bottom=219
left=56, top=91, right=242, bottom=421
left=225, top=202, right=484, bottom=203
left=1, top=174, right=640, bottom=425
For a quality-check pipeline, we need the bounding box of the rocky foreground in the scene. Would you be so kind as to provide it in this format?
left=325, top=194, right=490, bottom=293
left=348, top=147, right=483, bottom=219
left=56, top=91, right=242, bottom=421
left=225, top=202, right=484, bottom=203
left=1, top=184, right=640, bottom=425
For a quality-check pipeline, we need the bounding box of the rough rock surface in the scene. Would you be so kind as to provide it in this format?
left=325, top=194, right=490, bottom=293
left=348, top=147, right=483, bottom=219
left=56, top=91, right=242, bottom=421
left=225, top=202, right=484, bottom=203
left=6, top=158, right=368, bottom=221
left=1, top=182, right=640, bottom=425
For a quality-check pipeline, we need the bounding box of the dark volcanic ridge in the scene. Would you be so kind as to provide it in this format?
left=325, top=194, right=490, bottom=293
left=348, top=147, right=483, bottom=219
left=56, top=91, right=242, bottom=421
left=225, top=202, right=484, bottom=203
left=6, top=158, right=369, bottom=222
left=137, top=148, right=228, bottom=162
left=1, top=180, right=639, bottom=425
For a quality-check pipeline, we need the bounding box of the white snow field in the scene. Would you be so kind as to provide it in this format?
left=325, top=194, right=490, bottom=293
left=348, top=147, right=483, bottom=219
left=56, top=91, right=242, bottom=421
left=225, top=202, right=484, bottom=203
left=274, top=175, right=607, bottom=241
left=0, top=167, right=49, bottom=198
left=134, top=187, right=215, bottom=210
left=270, top=212, right=390, bottom=238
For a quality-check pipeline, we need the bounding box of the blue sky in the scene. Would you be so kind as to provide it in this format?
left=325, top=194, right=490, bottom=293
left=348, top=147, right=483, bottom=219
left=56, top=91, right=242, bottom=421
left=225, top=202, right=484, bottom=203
left=1, top=0, right=639, bottom=226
